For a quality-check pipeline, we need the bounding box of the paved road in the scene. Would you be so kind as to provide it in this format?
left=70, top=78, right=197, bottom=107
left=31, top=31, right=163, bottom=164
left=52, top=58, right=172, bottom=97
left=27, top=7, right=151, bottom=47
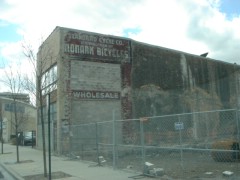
left=0, top=165, right=15, bottom=180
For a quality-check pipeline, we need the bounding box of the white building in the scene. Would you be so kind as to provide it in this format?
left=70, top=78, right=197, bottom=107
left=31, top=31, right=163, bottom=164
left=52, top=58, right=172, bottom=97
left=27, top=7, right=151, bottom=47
left=0, top=96, right=36, bottom=143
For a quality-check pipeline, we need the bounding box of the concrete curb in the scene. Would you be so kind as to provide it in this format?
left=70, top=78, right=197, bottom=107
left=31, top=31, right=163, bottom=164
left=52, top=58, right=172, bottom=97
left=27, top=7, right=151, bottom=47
left=0, top=162, right=24, bottom=180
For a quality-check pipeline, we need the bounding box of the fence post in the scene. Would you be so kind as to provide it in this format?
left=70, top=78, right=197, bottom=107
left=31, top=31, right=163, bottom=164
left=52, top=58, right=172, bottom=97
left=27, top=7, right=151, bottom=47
left=112, top=110, right=116, bottom=169
left=178, top=115, right=183, bottom=168
left=236, top=110, right=240, bottom=142
left=95, top=122, right=100, bottom=166
left=140, top=118, right=145, bottom=173
left=236, top=110, right=240, bottom=162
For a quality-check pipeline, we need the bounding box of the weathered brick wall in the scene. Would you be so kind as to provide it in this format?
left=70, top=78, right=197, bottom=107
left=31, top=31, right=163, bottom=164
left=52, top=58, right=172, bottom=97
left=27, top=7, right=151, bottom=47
left=70, top=61, right=122, bottom=124
left=40, top=26, right=240, bottom=151
left=70, top=61, right=121, bottom=91
left=69, top=60, right=122, bottom=149
left=131, top=42, right=238, bottom=117
left=129, top=42, right=239, bottom=142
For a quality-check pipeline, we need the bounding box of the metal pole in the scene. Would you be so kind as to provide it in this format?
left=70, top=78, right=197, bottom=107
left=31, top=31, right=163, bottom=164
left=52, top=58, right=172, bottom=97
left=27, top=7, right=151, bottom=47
left=112, top=110, right=116, bottom=169
left=47, top=94, right=51, bottom=180
left=32, top=130, right=34, bottom=149
left=235, top=66, right=240, bottom=141
left=140, top=119, right=145, bottom=173
left=1, top=118, right=3, bottom=154
left=234, top=65, right=240, bottom=160
left=234, top=110, right=240, bottom=161
left=95, top=122, right=100, bottom=166
left=178, top=116, right=183, bottom=168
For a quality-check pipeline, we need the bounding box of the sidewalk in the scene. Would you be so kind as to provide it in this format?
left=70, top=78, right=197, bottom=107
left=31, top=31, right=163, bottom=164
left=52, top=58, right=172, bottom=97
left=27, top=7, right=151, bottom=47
left=0, top=144, right=148, bottom=180
left=1, top=144, right=236, bottom=180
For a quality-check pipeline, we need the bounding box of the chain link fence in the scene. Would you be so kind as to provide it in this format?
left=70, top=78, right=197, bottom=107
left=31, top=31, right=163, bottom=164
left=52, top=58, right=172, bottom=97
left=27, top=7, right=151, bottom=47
left=58, top=109, right=240, bottom=179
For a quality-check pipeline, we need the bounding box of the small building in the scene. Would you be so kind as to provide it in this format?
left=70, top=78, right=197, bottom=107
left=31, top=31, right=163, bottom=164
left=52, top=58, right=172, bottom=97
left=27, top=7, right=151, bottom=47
left=0, top=92, right=30, bottom=104
left=37, top=26, right=240, bottom=154
left=0, top=96, right=36, bottom=143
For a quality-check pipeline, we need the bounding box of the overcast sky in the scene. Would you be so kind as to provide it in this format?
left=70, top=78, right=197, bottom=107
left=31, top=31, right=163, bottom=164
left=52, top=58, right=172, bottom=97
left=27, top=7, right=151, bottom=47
left=0, top=0, right=240, bottom=92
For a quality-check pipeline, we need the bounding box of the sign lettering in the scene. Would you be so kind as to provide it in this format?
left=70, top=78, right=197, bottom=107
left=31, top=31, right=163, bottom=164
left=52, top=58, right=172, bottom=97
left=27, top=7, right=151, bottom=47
left=72, top=90, right=120, bottom=100
left=64, top=31, right=131, bottom=63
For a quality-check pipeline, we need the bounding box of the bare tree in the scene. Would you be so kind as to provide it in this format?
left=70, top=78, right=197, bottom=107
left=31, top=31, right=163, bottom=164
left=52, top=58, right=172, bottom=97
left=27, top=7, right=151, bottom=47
left=22, top=42, right=55, bottom=177
left=0, top=102, right=4, bottom=154
left=1, top=66, right=26, bottom=162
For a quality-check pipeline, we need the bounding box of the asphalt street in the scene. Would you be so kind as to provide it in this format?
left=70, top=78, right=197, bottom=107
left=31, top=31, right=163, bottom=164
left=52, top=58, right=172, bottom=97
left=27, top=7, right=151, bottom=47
left=0, top=164, right=15, bottom=180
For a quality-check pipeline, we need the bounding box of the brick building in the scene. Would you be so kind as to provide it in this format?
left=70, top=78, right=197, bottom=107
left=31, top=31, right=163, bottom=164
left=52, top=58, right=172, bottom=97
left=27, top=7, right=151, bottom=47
left=37, top=26, right=240, bottom=153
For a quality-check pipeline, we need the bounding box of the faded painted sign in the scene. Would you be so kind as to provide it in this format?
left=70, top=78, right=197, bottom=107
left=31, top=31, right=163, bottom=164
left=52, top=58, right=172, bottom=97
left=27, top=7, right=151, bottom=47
left=72, top=90, right=120, bottom=100
left=64, top=30, right=131, bottom=63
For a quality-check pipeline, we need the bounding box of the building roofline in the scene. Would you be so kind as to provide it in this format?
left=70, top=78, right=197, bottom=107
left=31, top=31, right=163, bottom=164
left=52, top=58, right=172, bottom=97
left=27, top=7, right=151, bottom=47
left=56, top=26, right=131, bottom=41
left=133, top=40, right=240, bottom=67
left=0, top=96, right=36, bottom=109
left=41, top=26, right=239, bottom=67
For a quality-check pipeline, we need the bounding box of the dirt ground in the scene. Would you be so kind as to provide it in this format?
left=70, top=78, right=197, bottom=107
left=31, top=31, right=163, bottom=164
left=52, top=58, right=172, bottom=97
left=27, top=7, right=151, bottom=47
left=27, top=150, right=239, bottom=180
left=89, top=149, right=240, bottom=179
